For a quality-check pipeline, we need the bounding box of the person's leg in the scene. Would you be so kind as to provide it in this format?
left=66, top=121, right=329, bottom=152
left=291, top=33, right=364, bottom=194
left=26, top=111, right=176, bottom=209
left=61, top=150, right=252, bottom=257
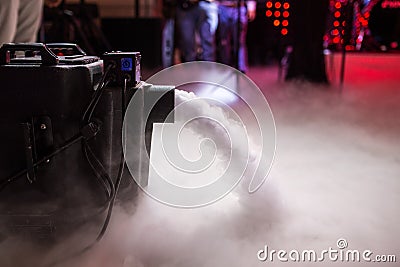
left=217, top=5, right=233, bottom=65
left=198, top=1, right=218, bottom=61
left=14, top=0, right=43, bottom=43
left=176, top=7, right=197, bottom=62
left=0, top=0, right=19, bottom=44
left=237, top=6, right=248, bottom=72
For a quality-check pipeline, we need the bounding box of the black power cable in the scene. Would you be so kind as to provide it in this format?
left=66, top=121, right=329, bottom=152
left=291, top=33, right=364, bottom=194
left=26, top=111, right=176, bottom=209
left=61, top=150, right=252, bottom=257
left=82, top=63, right=114, bottom=124
left=44, top=76, right=129, bottom=267
left=80, top=63, right=116, bottom=202
left=83, top=142, right=114, bottom=200
left=93, top=77, right=128, bottom=244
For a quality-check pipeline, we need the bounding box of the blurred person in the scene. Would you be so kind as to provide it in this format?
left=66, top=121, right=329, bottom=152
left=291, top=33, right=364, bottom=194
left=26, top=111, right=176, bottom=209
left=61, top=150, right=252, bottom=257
left=0, top=0, right=62, bottom=45
left=285, top=0, right=329, bottom=83
left=176, top=0, right=218, bottom=62
left=162, top=0, right=177, bottom=67
left=216, top=0, right=256, bottom=73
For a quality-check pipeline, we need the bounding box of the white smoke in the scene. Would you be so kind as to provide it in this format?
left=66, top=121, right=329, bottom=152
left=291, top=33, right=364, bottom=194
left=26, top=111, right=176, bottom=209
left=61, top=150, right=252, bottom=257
left=1, top=56, right=400, bottom=266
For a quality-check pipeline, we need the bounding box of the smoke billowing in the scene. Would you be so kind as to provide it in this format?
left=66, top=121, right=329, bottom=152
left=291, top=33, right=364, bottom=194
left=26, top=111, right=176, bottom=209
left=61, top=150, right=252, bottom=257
left=1, top=55, right=400, bottom=266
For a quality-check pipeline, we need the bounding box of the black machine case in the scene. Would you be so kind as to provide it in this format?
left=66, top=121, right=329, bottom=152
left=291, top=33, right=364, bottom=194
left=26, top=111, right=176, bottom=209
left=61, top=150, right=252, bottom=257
left=0, top=43, right=134, bottom=241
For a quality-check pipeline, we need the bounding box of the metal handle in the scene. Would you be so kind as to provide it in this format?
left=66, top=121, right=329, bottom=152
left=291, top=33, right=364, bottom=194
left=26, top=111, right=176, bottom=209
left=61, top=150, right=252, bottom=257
left=46, top=43, right=87, bottom=56
left=0, top=43, right=59, bottom=66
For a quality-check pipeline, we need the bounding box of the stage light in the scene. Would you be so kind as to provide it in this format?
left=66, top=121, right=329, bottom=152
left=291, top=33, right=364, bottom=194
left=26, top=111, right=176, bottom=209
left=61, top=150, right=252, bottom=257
left=332, top=29, right=339, bottom=36
left=334, top=11, right=341, bottom=18
left=335, top=2, right=341, bottom=9
left=333, top=20, right=340, bottom=27
left=333, top=36, right=340, bottom=43
left=361, top=18, right=368, bottom=27
left=345, top=45, right=354, bottom=50
left=265, top=0, right=291, bottom=35
left=342, top=21, right=346, bottom=26
left=283, top=11, right=289, bottom=17
left=283, top=2, right=290, bottom=9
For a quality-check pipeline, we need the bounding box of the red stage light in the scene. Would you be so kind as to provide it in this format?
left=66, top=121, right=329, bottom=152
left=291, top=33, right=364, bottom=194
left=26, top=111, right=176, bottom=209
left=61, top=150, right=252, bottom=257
left=273, top=20, right=280, bottom=26
left=333, top=20, right=340, bottom=27
left=266, top=1, right=273, bottom=8
left=335, top=2, right=341, bottom=9
left=275, top=2, right=281, bottom=9
left=283, top=2, right=290, bottom=9
left=274, top=11, right=281, bottom=17
left=333, top=37, right=340, bottom=43
left=361, top=18, right=368, bottom=27
left=266, top=10, right=272, bottom=17
left=281, top=28, right=288, bottom=35
left=282, top=20, right=289, bottom=26
left=283, top=11, right=289, bottom=17
left=332, top=29, right=339, bottom=36
left=334, top=11, right=341, bottom=18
